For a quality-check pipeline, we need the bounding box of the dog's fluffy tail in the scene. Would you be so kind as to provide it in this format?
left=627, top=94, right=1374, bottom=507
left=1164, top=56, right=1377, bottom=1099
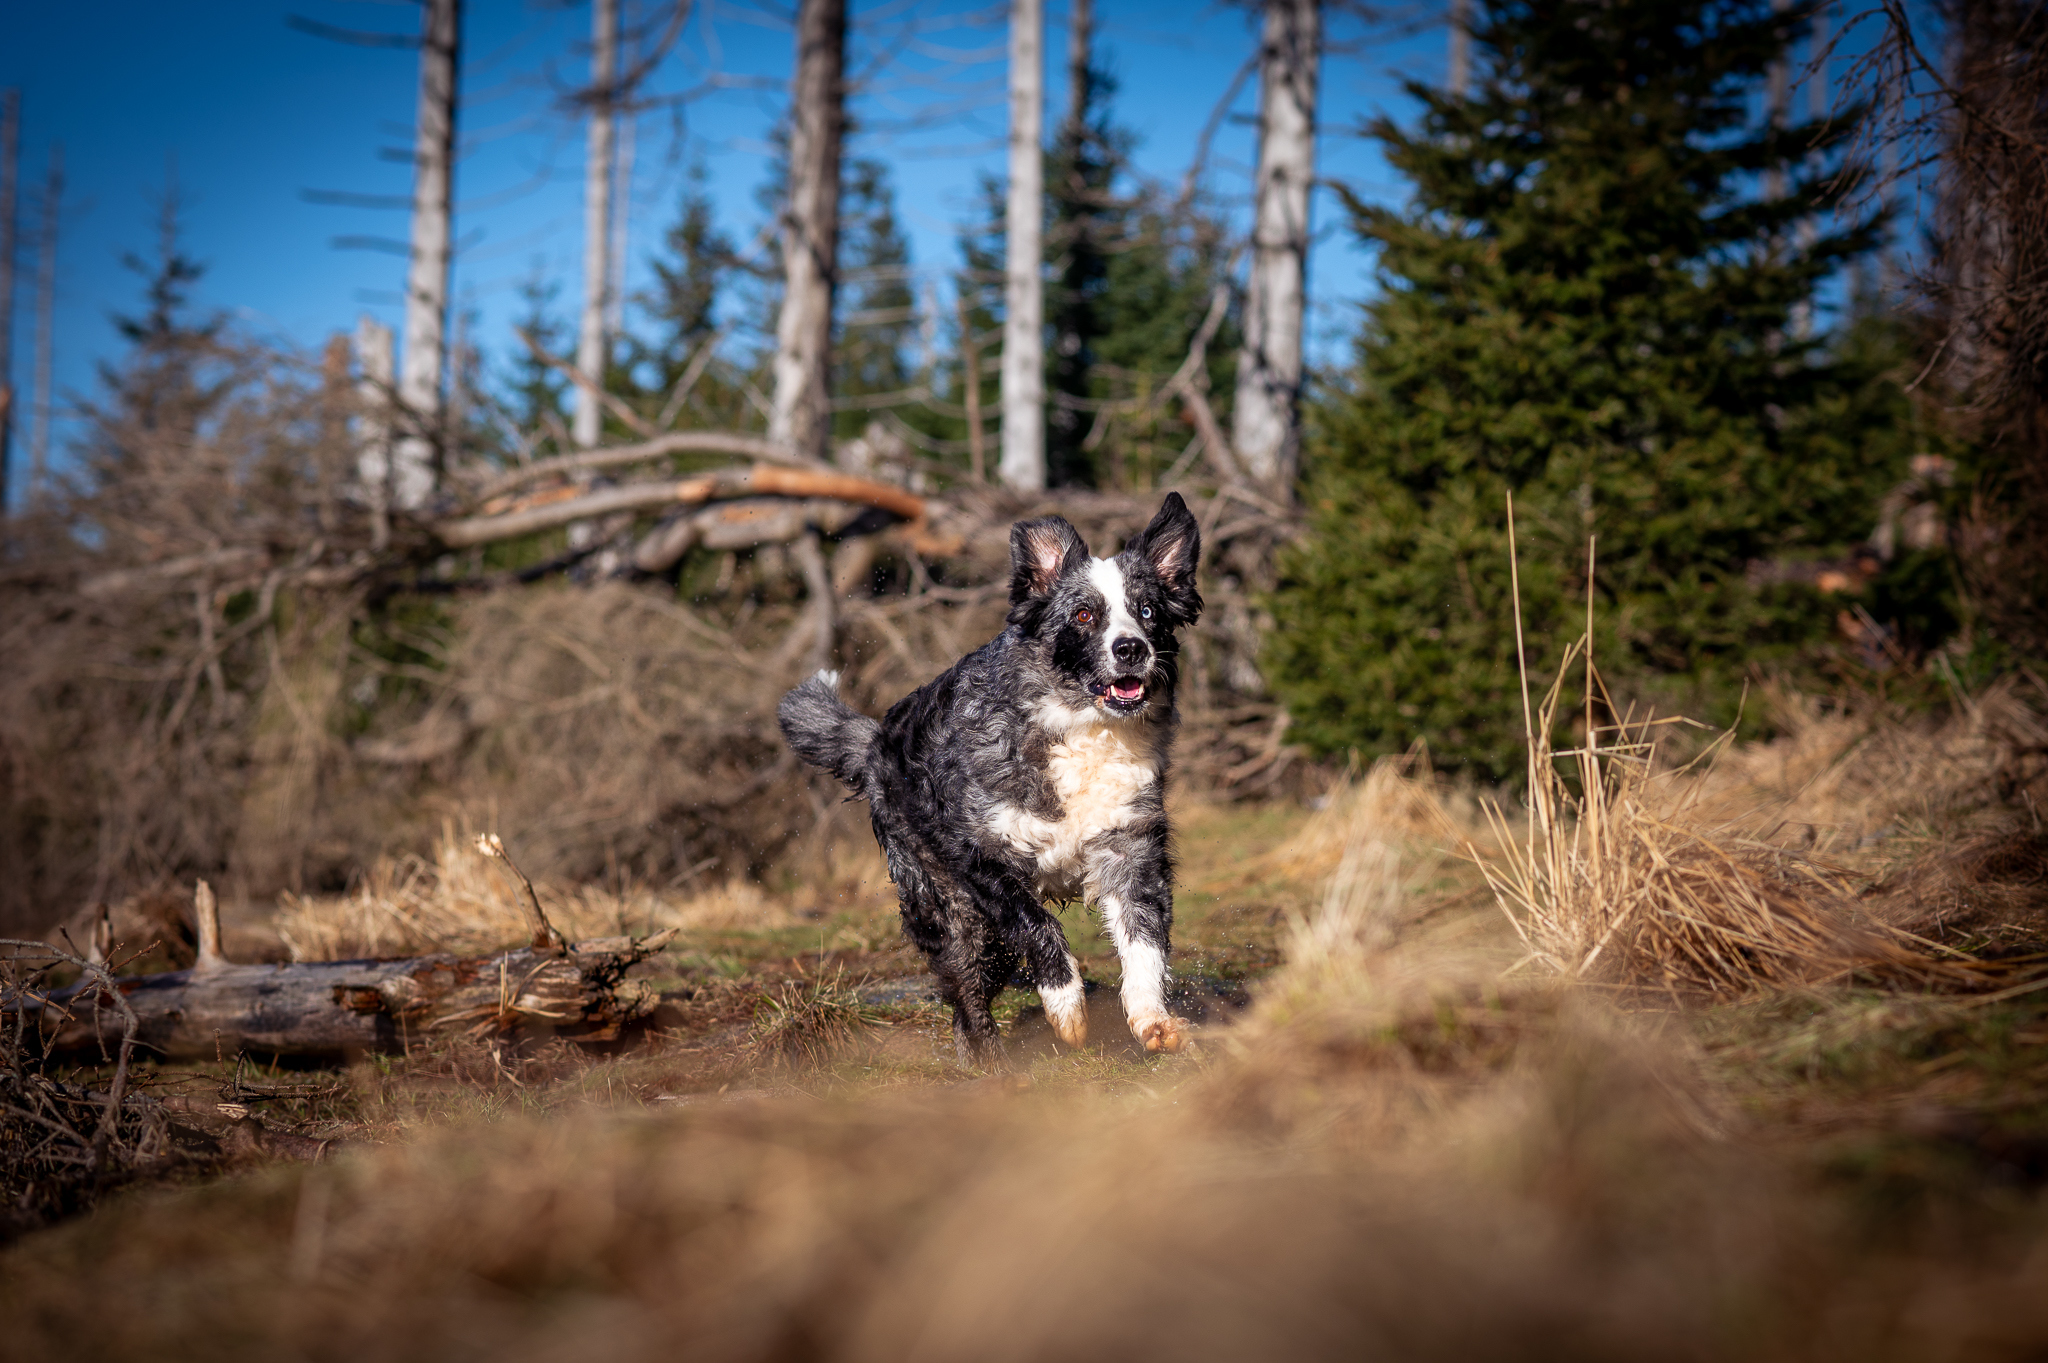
left=777, top=669, right=881, bottom=794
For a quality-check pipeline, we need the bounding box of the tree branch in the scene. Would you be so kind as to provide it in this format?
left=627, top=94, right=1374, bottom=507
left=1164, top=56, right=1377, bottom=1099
left=437, top=466, right=928, bottom=549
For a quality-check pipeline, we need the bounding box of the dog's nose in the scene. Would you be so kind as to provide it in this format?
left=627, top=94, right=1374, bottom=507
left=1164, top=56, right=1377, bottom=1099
left=1111, top=635, right=1148, bottom=667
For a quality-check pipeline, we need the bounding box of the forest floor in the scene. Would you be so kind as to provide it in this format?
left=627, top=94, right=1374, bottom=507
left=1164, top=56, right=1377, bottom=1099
left=5, top=687, right=2048, bottom=1362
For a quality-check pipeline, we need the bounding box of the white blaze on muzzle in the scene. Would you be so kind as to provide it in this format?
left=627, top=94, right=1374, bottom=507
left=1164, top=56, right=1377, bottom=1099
left=1085, top=556, right=1149, bottom=683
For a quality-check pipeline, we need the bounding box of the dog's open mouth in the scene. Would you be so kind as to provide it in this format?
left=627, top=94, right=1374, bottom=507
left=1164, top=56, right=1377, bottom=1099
left=1099, top=677, right=1147, bottom=712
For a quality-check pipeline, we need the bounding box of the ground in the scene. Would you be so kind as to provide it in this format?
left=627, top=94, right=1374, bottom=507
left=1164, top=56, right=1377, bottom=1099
left=5, top=693, right=2048, bottom=1360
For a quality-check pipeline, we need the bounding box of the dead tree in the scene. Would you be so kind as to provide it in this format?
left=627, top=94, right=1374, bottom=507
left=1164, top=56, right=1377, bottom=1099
left=29, top=142, right=57, bottom=496
left=0, top=88, right=16, bottom=513
left=395, top=0, right=459, bottom=509
left=771, top=0, right=846, bottom=467
left=999, top=0, right=1046, bottom=490
left=1232, top=0, right=1319, bottom=497
left=574, top=0, right=619, bottom=451
left=1447, top=0, right=1470, bottom=98
left=355, top=315, right=396, bottom=549
left=1764, top=0, right=1792, bottom=205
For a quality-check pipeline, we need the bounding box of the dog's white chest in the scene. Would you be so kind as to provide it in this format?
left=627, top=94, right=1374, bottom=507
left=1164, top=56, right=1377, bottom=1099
left=985, top=718, right=1160, bottom=879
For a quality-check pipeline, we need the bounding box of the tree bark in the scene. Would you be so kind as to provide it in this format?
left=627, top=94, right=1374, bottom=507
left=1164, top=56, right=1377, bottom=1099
left=1763, top=0, right=1791, bottom=205
left=575, top=0, right=618, bottom=450
left=1231, top=0, right=1319, bottom=496
left=1000, top=0, right=1046, bottom=490
left=1447, top=0, right=1470, bottom=99
left=438, top=464, right=926, bottom=549
left=35, top=933, right=677, bottom=1059
left=29, top=142, right=58, bottom=499
left=771, top=0, right=846, bottom=466
left=395, top=0, right=459, bottom=509
left=355, top=316, right=396, bottom=550
left=0, top=88, right=16, bottom=514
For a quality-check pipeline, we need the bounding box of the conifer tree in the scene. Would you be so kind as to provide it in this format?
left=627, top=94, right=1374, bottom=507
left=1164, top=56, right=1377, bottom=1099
left=1268, top=0, right=1891, bottom=779
left=642, top=162, right=732, bottom=373
left=504, top=265, right=571, bottom=436
left=832, top=156, right=917, bottom=435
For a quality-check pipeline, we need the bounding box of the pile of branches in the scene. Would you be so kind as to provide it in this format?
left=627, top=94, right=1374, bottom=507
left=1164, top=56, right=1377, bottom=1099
left=2, top=932, right=347, bottom=1239
left=2, top=939, right=170, bottom=1236
left=0, top=316, right=1303, bottom=935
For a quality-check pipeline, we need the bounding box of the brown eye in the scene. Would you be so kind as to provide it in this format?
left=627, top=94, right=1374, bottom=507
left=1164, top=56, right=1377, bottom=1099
left=1074, top=607, right=1094, bottom=626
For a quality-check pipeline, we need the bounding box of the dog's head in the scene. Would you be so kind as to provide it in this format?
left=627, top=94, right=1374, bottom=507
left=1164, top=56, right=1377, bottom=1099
left=1006, top=492, right=1203, bottom=719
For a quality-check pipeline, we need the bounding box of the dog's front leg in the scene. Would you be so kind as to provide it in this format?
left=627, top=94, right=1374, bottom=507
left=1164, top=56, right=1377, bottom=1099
left=1086, top=829, right=1187, bottom=1054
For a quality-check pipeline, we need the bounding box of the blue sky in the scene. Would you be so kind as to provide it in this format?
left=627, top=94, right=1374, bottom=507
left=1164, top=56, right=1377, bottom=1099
left=0, top=0, right=1451, bottom=466
left=0, top=0, right=1863, bottom=477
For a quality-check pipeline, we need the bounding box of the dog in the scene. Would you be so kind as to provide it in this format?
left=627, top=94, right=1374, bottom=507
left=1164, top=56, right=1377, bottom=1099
left=777, top=492, right=1202, bottom=1065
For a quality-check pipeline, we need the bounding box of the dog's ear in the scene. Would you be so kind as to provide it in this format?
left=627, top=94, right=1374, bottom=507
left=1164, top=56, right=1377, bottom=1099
left=1133, top=492, right=1202, bottom=623
left=1008, top=516, right=1088, bottom=605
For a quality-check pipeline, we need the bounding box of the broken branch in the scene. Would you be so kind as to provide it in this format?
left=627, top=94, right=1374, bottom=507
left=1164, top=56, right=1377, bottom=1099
left=437, top=466, right=928, bottom=550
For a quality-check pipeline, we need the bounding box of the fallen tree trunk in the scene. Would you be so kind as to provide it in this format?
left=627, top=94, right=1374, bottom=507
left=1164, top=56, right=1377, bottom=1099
left=33, top=930, right=677, bottom=1060
left=440, top=465, right=927, bottom=549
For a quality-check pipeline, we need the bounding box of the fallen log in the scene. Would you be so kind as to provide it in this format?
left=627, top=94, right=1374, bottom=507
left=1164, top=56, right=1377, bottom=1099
left=30, top=930, right=678, bottom=1060
left=438, top=465, right=927, bottom=550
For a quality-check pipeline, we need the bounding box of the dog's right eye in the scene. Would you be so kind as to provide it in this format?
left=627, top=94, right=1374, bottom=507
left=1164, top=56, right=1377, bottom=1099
left=1074, top=608, right=1094, bottom=626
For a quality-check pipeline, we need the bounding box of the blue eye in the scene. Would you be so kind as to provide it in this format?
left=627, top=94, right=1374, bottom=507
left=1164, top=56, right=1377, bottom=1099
left=1140, top=606, right=1153, bottom=620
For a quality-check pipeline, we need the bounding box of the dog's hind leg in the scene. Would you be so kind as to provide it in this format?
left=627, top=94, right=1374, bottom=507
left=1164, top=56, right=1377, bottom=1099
left=960, top=856, right=1087, bottom=1049
left=930, top=903, right=1011, bottom=1069
left=1086, top=826, right=1188, bottom=1054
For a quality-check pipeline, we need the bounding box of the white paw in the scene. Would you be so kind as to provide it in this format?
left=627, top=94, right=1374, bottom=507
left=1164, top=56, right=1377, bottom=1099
left=1129, top=1012, right=1189, bottom=1054
left=1040, top=975, right=1088, bottom=1049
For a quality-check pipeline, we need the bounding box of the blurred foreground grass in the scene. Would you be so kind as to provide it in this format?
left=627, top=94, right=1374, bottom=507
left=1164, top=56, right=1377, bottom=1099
left=7, top=691, right=2048, bottom=1360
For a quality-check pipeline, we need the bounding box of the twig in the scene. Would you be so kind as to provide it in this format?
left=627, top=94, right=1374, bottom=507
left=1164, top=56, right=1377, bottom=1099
left=472, top=835, right=567, bottom=954
left=514, top=326, right=656, bottom=440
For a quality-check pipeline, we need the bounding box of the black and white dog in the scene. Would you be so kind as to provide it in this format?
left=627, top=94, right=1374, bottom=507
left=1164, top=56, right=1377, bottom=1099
left=777, top=493, right=1202, bottom=1065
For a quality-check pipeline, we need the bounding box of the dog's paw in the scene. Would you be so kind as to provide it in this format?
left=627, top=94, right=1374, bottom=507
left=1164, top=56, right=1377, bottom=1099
left=1040, top=978, right=1088, bottom=1049
left=1133, top=1015, right=1189, bottom=1054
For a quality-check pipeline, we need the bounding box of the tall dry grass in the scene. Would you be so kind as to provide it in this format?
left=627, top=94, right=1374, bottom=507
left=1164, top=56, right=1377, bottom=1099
left=273, top=823, right=805, bottom=961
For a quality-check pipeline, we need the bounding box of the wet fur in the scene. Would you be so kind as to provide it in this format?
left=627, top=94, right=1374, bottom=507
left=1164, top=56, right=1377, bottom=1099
left=778, top=494, right=1203, bottom=1065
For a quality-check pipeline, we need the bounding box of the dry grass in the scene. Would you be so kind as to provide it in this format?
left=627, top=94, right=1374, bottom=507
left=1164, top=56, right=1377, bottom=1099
left=1674, top=674, right=2048, bottom=849
left=274, top=823, right=799, bottom=961
left=746, top=969, right=885, bottom=1068
left=7, top=962, right=2048, bottom=1363
left=1476, top=637, right=1958, bottom=998
left=8, top=670, right=2048, bottom=1357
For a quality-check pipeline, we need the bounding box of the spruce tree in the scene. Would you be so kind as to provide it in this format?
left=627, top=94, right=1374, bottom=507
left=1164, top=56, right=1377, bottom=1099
left=504, top=264, right=572, bottom=437
left=1045, top=41, right=1122, bottom=487
left=832, top=156, right=917, bottom=436
left=1268, top=0, right=1894, bottom=780
left=642, top=162, right=733, bottom=373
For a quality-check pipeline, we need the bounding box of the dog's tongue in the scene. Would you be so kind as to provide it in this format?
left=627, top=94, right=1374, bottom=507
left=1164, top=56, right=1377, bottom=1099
left=1109, top=680, right=1145, bottom=702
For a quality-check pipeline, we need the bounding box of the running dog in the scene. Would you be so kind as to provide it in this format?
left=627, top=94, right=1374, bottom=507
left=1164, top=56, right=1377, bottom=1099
left=777, top=492, right=1202, bottom=1064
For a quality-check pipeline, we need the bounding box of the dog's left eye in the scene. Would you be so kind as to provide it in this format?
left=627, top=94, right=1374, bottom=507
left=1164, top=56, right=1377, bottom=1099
left=1140, top=606, right=1153, bottom=620
left=1074, top=608, right=1093, bottom=625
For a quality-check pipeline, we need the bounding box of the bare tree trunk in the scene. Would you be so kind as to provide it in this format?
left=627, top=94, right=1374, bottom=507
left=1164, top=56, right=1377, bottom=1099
left=1066, top=0, right=1091, bottom=135
left=1447, top=0, right=1470, bottom=98
left=1232, top=0, right=1319, bottom=495
left=1763, top=0, right=1790, bottom=205
left=0, top=88, right=17, bottom=514
left=29, top=142, right=58, bottom=498
left=957, top=291, right=987, bottom=482
left=396, top=0, right=459, bottom=510
left=575, top=0, right=618, bottom=450
left=355, top=316, right=396, bottom=551
left=999, top=0, right=1045, bottom=490
left=1793, top=5, right=1826, bottom=338
left=611, top=109, right=633, bottom=339
left=771, top=0, right=846, bottom=466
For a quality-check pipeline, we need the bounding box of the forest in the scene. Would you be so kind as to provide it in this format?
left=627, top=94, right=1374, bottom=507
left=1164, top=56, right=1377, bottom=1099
left=4, top=0, right=2048, bottom=1356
